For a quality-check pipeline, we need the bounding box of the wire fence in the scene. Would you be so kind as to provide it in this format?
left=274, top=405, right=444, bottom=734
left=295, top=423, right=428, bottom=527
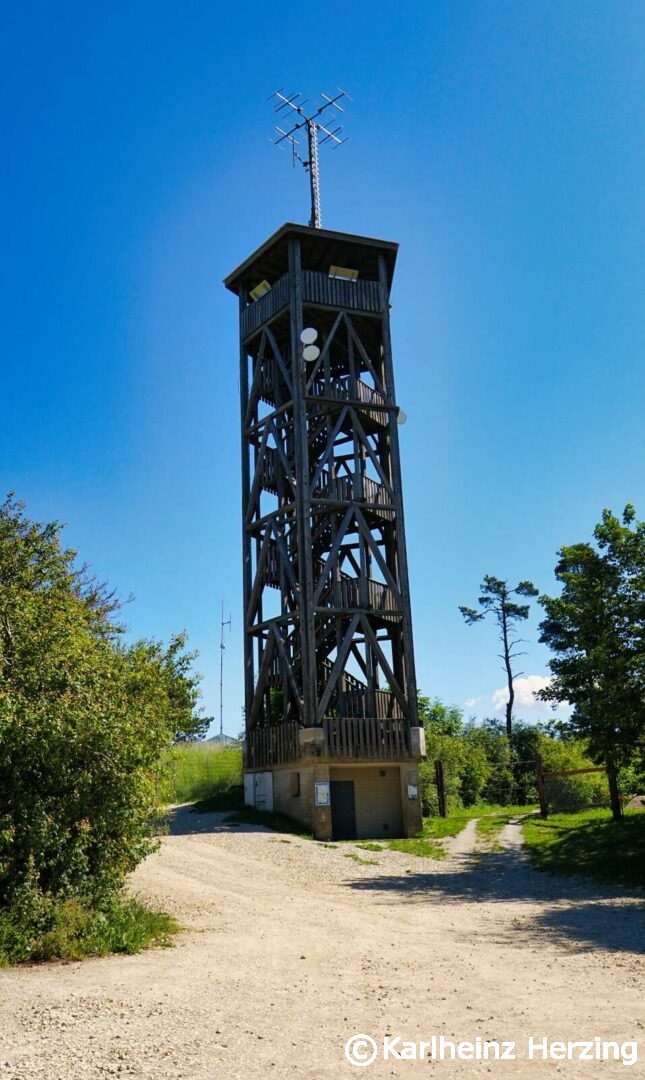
left=419, top=754, right=624, bottom=818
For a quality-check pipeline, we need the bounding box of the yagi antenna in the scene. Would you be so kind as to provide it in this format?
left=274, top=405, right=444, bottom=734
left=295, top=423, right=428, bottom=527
left=268, top=88, right=350, bottom=229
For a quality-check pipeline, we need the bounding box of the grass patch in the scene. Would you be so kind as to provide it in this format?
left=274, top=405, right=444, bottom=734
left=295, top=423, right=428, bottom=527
left=522, top=809, right=645, bottom=889
left=223, top=806, right=312, bottom=838
left=0, top=896, right=179, bottom=966
left=476, top=806, right=538, bottom=848
left=421, top=810, right=480, bottom=839
left=344, top=852, right=379, bottom=865
left=421, top=804, right=538, bottom=842
left=161, top=743, right=243, bottom=804
left=382, top=806, right=538, bottom=858
left=356, top=842, right=383, bottom=852
left=387, top=837, right=447, bottom=859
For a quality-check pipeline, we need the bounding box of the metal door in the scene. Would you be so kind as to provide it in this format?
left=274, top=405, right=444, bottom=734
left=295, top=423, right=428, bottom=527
left=331, top=780, right=357, bottom=840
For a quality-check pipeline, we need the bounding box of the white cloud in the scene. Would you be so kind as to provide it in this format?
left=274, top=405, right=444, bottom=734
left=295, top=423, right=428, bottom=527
left=492, top=675, right=558, bottom=714
left=464, top=696, right=483, bottom=709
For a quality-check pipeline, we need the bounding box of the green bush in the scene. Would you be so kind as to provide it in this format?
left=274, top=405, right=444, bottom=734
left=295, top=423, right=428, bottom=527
left=417, top=696, right=621, bottom=814
left=0, top=895, right=178, bottom=965
left=538, top=736, right=609, bottom=811
left=418, top=700, right=514, bottom=812
left=466, top=722, right=515, bottom=805
left=418, top=697, right=488, bottom=813
left=0, top=495, right=201, bottom=936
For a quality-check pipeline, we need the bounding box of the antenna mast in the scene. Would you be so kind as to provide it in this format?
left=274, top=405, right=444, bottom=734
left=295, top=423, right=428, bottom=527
left=270, top=89, right=349, bottom=228
left=219, top=600, right=231, bottom=738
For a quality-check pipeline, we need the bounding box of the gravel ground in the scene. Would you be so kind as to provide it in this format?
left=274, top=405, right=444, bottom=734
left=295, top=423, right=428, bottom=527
left=0, top=808, right=643, bottom=1079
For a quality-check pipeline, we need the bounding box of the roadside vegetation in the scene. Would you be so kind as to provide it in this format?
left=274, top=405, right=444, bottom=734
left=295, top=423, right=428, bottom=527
left=163, top=742, right=243, bottom=805
left=387, top=836, right=447, bottom=859
left=474, top=807, right=536, bottom=849
left=0, top=495, right=206, bottom=965
left=417, top=697, right=630, bottom=817
left=355, top=806, right=538, bottom=859
left=0, top=897, right=178, bottom=965
left=537, top=505, right=644, bottom=800
left=343, top=851, right=379, bottom=865
left=522, top=809, right=645, bottom=889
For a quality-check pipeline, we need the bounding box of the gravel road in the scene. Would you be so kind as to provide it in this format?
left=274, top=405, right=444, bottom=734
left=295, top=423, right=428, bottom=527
left=0, top=808, right=642, bottom=1079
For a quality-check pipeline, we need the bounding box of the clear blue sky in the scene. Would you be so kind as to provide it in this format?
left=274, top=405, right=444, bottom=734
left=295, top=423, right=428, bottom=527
left=2, top=1, right=644, bottom=734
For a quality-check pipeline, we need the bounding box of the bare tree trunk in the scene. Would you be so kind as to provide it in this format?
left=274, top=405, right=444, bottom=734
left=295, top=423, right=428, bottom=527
left=606, top=758, right=623, bottom=822
left=501, top=603, right=514, bottom=739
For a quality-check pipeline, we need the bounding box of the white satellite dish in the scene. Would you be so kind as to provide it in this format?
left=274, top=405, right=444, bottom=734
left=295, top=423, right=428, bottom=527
left=303, top=344, right=321, bottom=362
left=397, top=408, right=408, bottom=425
left=300, top=327, right=318, bottom=345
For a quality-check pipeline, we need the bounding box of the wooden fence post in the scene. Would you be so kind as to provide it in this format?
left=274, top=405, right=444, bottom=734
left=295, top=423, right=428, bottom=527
left=534, top=751, right=549, bottom=819
left=435, top=759, right=447, bottom=818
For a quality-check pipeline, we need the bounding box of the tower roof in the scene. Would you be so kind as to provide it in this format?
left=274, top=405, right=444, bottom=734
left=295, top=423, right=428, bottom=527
left=223, top=223, right=398, bottom=297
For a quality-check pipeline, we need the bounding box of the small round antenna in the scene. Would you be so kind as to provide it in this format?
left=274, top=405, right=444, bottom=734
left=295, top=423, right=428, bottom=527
left=300, top=327, right=318, bottom=344
left=397, top=408, right=408, bottom=425
left=303, top=344, right=321, bottom=362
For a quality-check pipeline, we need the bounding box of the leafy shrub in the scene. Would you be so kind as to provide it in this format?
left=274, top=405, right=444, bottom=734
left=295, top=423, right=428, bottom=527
left=0, top=494, right=201, bottom=924
left=538, top=736, right=609, bottom=811
left=418, top=699, right=514, bottom=811
left=0, top=895, right=177, bottom=965
left=465, top=722, right=515, bottom=805
left=416, top=695, right=617, bottom=814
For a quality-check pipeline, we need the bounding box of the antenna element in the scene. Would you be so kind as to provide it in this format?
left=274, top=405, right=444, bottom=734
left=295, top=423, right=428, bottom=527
left=269, top=88, right=349, bottom=228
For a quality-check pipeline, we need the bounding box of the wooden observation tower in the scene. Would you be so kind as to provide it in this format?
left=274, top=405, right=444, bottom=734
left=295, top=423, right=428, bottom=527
left=224, top=92, right=425, bottom=840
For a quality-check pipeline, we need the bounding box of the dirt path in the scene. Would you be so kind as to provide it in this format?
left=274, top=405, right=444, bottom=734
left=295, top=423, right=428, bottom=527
left=0, top=808, right=642, bottom=1079
left=444, top=817, right=479, bottom=857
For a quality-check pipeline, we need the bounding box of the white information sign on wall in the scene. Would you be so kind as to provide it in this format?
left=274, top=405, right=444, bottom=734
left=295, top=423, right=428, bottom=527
left=315, top=781, right=331, bottom=807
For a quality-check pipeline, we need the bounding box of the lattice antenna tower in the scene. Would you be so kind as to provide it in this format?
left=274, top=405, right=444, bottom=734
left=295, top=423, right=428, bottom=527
left=269, top=89, right=349, bottom=229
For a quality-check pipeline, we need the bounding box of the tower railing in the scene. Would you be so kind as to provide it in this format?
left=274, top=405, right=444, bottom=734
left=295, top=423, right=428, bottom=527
left=245, top=722, right=301, bottom=768
left=245, top=714, right=411, bottom=768
left=323, top=715, right=409, bottom=758
left=308, top=374, right=387, bottom=414
left=314, top=471, right=394, bottom=519
left=242, top=273, right=290, bottom=339
left=301, top=270, right=383, bottom=313
left=316, top=573, right=398, bottom=617
left=241, top=268, right=384, bottom=339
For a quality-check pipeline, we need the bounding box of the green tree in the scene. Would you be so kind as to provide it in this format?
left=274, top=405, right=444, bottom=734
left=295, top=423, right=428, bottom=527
left=417, top=694, right=463, bottom=736
left=0, top=493, right=203, bottom=920
left=537, top=735, right=608, bottom=812
left=418, top=698, right=494, bottom=810
left=508, top=720, right=542, bottom=804
left=538, top=504, right=645, bottom=811
left=460, top=576, right=539, bottom=738
left=136, top=633, right=209, bottom=742
left=465, top=719, right=515, bottom=804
